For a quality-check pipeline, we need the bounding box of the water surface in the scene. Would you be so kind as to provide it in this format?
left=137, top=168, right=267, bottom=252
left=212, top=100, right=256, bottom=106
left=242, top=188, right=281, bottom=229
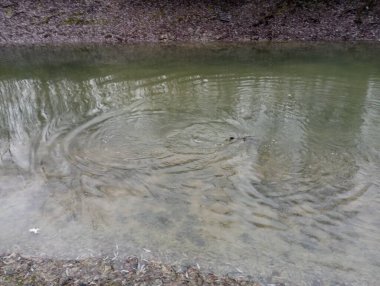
left=0, top=44, right=379, bottom=285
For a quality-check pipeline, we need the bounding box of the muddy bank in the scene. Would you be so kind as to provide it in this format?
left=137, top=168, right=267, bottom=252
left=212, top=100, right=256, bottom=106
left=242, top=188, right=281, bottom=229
left=0, top=0, right=379, bottom=44
left=0, top=253, right=260, bottom=286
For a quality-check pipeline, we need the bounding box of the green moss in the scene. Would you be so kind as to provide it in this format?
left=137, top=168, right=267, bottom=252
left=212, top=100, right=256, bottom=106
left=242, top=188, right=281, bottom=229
left=64, top=16, right=90, bottom=25
left=41, top=14, right=56, bottom=24
left=4, top=7, right=14, bottom=18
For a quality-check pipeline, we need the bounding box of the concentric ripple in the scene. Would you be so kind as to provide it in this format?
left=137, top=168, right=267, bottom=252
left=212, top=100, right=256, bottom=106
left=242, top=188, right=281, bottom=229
left=64, top=109, right=168, bottom=174
left=59, top=105, right=243, bottom=180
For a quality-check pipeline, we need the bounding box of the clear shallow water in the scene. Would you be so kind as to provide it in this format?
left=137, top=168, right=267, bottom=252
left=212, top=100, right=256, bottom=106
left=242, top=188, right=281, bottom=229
left=0, top=44, right=379, bottom=285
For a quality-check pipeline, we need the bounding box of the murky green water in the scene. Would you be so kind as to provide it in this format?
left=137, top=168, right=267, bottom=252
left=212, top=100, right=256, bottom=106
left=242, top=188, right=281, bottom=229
left=0, top=44, right=379, bottom=285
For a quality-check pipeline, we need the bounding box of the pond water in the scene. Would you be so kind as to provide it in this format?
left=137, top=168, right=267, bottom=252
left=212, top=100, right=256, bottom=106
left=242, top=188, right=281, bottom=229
left=0, top=44, right=379, bottom=285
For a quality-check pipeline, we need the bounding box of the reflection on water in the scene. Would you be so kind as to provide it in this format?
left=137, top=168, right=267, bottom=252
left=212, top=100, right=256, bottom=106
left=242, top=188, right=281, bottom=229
left=0, top=44, right=380, bottom=285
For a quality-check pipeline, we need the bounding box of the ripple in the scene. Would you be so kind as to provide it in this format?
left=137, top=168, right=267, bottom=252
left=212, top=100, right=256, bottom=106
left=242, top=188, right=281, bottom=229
left=57, top=104, right=245, bottom=181
left=165, top=121, right=238, bottom=155
left=63, top=114, right=163, bottom=176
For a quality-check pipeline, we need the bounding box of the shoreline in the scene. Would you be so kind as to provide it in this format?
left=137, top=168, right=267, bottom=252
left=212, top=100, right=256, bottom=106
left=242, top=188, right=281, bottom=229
left=0, top=0, right=379, bottom=45
left=0, top=253, right=259, bottom=286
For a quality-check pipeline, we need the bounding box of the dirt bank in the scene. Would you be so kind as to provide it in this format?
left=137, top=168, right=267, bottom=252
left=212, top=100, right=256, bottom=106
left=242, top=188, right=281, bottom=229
left=0, top=0, right=379, bottom=44
left=0, top=253, right=260, bottom=286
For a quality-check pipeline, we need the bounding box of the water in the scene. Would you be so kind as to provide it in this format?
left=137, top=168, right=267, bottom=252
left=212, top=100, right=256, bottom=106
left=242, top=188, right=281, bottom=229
left=0, top=44, right=379, bottom=285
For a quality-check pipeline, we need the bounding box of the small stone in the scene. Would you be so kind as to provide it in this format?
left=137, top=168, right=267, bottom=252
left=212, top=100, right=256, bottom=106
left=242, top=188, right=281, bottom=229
left=29, top=228, right=40, bottom=234
left=159, top=33, right=168, bottom=41
left=218, top=11, right=231, bottom=22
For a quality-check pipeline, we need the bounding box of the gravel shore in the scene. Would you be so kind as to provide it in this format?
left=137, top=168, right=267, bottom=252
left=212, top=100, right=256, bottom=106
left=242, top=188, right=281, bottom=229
left=0, top=0, right=379, bottom=45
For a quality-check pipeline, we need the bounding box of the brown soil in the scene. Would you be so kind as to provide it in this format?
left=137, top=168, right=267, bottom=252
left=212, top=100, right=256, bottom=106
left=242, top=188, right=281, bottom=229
left=0, top=253, right=259, bottom=286
left=0, top=0, right=379, bottom=45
